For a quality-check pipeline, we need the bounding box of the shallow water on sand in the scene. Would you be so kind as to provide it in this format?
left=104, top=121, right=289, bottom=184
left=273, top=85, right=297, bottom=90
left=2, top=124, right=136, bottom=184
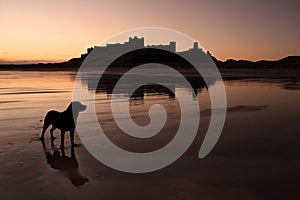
left=0, top=70, right=299, bottom=200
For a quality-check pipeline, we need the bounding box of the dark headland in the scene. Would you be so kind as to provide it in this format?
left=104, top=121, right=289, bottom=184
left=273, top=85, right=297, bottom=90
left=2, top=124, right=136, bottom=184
left=0, top=45, right=299, bottom=71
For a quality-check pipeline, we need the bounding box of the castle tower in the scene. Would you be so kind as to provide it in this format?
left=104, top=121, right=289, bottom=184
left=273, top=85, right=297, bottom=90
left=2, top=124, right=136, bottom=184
left=169, top=41, right=176, bottom=52
left=193, top=42, right=199, bottom=49
left=128, top=36, right=144, bottom=48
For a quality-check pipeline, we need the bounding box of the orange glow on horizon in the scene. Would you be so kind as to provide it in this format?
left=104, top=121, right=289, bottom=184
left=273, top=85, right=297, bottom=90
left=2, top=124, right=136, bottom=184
left=1, top=0, right=299, bottom=63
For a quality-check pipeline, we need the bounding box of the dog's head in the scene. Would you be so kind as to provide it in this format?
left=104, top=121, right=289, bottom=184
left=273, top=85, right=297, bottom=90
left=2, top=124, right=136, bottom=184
left=66, top=101, right=87, bottom=113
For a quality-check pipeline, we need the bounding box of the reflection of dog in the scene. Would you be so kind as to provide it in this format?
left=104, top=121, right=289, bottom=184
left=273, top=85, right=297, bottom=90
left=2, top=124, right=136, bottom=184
left=41, top=140, right=89, bottom=187
left=40, top=101, right=87, bottom=148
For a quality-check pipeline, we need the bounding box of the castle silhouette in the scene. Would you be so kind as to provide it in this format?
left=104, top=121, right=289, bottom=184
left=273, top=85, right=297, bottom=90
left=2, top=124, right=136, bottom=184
left=81, top=36, right=208, bottom=61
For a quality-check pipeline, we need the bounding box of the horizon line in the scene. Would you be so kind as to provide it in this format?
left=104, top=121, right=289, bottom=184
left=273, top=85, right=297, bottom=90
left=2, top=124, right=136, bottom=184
left=1, top=55, right=299, bottom=65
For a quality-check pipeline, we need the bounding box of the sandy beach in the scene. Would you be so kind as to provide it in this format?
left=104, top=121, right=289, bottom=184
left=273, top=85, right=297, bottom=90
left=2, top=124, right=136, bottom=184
left=0, top=69, right=300, bottom=200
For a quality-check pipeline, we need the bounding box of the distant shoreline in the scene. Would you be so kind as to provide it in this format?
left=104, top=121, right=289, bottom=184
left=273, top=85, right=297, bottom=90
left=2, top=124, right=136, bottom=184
left=0, top=56, right=299, bottom=71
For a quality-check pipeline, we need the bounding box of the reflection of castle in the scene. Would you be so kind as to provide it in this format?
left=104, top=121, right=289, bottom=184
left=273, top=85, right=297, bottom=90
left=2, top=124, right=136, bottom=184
left=81, top=36, right=206, bottom=59
left=84, top=72, right=208, bottom=101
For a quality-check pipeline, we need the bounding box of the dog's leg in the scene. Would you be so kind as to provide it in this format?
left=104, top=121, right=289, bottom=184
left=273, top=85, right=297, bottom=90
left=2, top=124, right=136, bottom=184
left=50, top=138, right=54, bottom=147
left=40, top=128, right=46, bottom=140
left=70, top=130, right=76, bottom=147
left=71, top=145, right=75, bottom=158
left=41, top=138, right=46, bottom=148
left=50, top=127, right=56, bottom=140
left=60, top=131, right=65, bottom=149
left=41, top=122, right=49, bottom=140
left=40, top=112, right=52, bottom=140
left=61, top=147, right=65, bottom=157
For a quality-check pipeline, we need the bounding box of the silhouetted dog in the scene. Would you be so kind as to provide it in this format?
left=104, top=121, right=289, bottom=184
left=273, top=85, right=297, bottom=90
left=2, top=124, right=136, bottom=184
left=40, top=101, right=87, bottom=148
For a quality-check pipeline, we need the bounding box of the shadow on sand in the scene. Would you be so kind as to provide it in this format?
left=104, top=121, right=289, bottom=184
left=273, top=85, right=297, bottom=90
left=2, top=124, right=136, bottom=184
left=41, top=140, right=89, bottom=187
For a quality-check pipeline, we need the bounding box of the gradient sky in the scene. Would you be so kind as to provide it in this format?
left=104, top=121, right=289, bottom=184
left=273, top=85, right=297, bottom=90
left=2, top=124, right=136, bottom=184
left=1, top=0, right=299, bottom=63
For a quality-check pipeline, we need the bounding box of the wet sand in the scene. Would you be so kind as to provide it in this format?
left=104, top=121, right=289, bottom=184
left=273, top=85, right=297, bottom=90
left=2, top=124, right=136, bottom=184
left=0, top=70, right=300, bottom=200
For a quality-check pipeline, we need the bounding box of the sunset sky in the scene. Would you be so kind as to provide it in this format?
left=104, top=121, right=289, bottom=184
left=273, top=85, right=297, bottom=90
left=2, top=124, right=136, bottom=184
left=0, top=0, right=299, bottom=63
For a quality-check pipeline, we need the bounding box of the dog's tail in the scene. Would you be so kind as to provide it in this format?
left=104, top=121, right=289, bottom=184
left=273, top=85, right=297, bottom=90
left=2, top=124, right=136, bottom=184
left=41, top=110, right=58, bottom=139
left=42, top=112, right=51, bottom=130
